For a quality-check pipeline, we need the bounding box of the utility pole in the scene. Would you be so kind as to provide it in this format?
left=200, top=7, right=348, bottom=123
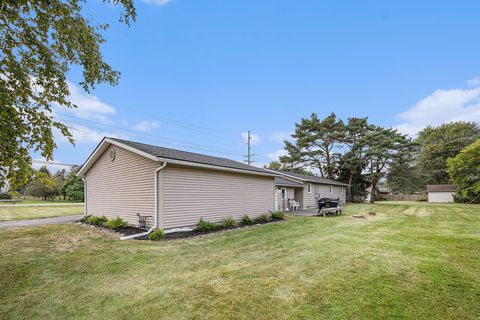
left=244, top=130, right=255, bottom=165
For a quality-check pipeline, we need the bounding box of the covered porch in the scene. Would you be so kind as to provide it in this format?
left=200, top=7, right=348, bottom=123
left=274, top=177, right=305, bottom=212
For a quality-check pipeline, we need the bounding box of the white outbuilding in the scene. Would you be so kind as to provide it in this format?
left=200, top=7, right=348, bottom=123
left=426, top=184, right=456, bottom=203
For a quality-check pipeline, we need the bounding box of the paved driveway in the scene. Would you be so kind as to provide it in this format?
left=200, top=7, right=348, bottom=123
left=0, top=215, right=83, bottom=229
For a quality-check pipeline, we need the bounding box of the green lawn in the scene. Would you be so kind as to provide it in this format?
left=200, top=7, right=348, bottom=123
left=0, top=202, right=479, bottom=319
left=0, top=199, right=83, bottom=205
left=0, top=204, right=84, bottom=221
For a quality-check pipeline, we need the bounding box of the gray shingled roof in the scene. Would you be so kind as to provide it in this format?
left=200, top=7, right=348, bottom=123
left=426, top=184, right=456, bottom=192
left=272, top=170, right=348, bottom=186
left=274, top=177, right=304, bottom=187
left=110, top=138, right=274, bottom=175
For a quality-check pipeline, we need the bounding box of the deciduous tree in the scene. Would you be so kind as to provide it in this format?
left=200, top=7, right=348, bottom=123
left=417, top=122, right=480, bottom=185
left=447, top=139, right=480, bottom=202
left=0, top=0, right=136, bottom=189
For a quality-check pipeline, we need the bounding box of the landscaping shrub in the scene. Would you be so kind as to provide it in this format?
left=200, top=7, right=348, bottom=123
left=241, top=214, right=255, bottom=225
left=0, top=192, right=12, bottom=200
left=222, top=217, right=238, bottom=229
left=89, top=215, right=108, bottom=226
left=148, top=229, right=165, bottom=240
left=80, top=215, right=92, bottom=223
left=255, top=213, right=271, bottom=223
left=415, top=194, right=427, bottom=202
left=196, top=218, right=219, bottom=232
left=270, top=211, right=285, bottom=220
left=104, top=217, right=128, bottom=230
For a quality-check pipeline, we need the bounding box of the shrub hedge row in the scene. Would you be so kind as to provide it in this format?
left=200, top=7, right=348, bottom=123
left=196, top=211, right=285, bottom=232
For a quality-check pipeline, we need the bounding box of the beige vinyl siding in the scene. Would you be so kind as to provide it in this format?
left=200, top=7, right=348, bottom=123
left=314, top=184, right=346, bottom=204
left=428, top=192, right=455, bottom=203
left=85, top=145, right=159, bottom=227
left=301, top=183, right=346, bottom=209
left=275, top=187, right=295, bottom=210
left=161, top=165, right=274, bottom=228
left=302, top=183, right=315, bottom=209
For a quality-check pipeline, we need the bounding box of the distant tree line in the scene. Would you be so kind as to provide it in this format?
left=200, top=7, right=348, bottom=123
left=265, top=112, right=479, bottom=203
left=9, top=166, right=84, bottom=201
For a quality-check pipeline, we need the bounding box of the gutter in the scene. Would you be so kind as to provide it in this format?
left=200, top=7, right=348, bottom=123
left=120, top=162, right=167, bottom=240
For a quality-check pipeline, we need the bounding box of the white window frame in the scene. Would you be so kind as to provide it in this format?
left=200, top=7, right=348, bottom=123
left=307, top=183, right=312, bottom=193
left=329, top=185, right=332, bottom=194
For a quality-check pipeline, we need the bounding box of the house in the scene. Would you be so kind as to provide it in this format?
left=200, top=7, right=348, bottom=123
left=269, top=170, right=348, bottom=211
left=77, top=137, right=277, bottom=230
left=426, top=184, right=456, bottom=203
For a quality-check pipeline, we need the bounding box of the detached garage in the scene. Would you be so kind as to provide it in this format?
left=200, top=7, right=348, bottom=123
left=77, top=138, right=276, bottom=230
left=426, top=184, right=456, bottom=203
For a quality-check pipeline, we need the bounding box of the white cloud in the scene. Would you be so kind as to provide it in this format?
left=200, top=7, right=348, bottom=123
left=142, top=0, right=173, bottom=6
left=467, top=77, right=480, bottom=87
left=54, top=81, right=116, bottom=123
left=241, top=132, right=261, bottom=145
left=270, top=131, right=294, bottom=143
left=135, top=120, right=160, bottom=132
left=267, top=149, right=288, bottom=161
left=55, top=122, right=129, bottom=144
left=395, top=86, right=480, bottom=136
left=32, top=158, right=73, bottom=173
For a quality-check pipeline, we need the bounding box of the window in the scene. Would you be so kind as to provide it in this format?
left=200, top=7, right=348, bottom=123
left=307, top=183, right=311, bottom=193
left=329, top=185, right=332, bottom=193
left=340, top=187, right=343, bottom=194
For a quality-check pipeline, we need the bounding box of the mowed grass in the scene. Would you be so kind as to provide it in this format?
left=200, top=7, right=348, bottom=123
left=0, top=202, right=479, bottom=319
left=0, top=199, right=83, bottom=205
left=0, top=204, right=83, bottom=221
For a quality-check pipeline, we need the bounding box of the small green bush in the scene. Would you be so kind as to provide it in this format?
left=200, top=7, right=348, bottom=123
left=270, top=211, right=285, bottom=220
left=89, top=215, right=108, bottom=226
left=196, top=218, right=219, bottom=232
left=148, top=229, right=165, bottom=240
left=104, top=217, right=128, bottom=230
left=222, top=217, right=238, bottom=228
left=8, top=191, right=22, bottom=199
left=255, top=213, right=271, bottom=223
left=80, top=215, right=92, bottom=223
left=241, top=214, right=255, bottom=225
left=0, top=192, right=12, bottom=200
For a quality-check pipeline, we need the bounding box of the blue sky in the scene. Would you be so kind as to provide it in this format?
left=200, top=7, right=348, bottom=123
left=40, top=0, right=480, bottom=171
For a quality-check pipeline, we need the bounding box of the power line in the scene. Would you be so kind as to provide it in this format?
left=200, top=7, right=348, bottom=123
left=59, top=114, right=246, bottom=157
left=113, top=105, right=235, bottom=136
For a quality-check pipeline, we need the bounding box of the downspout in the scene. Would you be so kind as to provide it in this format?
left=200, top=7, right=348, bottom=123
left=81, top=177, right=87, bottom=217
left=153, top=162, right=167, bottom=228
left=121, top=162, right=167, bottom=240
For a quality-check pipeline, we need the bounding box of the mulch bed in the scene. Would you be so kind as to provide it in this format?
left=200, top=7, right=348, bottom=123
left=80, top=218, right=285, bottom=241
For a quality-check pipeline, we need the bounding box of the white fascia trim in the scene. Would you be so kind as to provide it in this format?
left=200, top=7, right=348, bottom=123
left=155, top=157, right=276, bottom=177
left=264, top=169, right=349, bottom=187
left=263, top=169, right=307, bottom=182
left=77, top=138, right=159, bottom=177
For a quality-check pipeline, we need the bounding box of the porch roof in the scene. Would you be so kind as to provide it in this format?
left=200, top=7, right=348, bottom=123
left=274, top=177, right=304, bottom=188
